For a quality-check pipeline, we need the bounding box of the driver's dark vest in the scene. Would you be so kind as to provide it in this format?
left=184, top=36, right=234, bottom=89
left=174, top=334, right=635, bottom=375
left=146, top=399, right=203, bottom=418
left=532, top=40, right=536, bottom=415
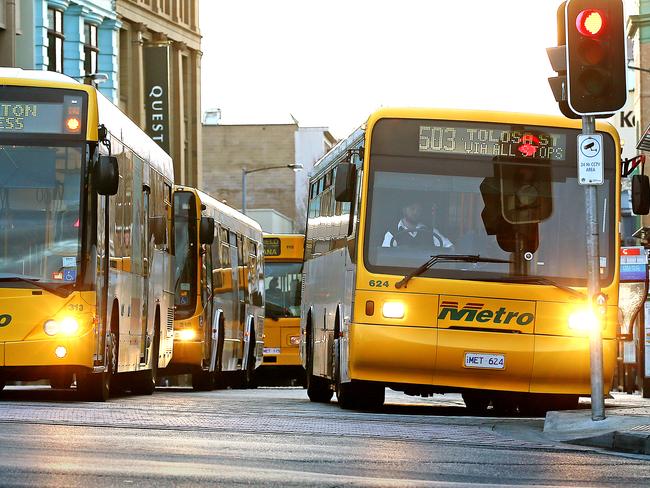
left=390, top=224, right=431, bottom=247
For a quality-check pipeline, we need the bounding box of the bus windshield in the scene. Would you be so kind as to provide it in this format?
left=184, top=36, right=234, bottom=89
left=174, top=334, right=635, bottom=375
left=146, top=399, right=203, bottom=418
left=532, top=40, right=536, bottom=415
left=264, top=262, right=302, bottom=319
left=173, top=191, right=197, bottom=319
left=364, top=118, right=616, bottom=286
left=0, top=143, right=83, bottom=284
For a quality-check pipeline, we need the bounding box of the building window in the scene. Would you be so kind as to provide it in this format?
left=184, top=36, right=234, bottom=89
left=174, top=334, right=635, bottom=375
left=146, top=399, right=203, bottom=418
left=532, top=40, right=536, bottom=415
left=84, top=23, right=99, bottom=76
left=47, top=8, right=64, bottom=72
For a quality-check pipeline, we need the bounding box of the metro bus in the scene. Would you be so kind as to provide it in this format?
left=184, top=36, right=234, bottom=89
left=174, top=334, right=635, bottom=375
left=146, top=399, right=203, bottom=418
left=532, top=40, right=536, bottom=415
left=169, top=186, right=265, bottom=390
left=258, top=234, right=305, bottom=385
left=301, top=108, right=619, bottom=414
left=0, top=69, right=175, bottom=401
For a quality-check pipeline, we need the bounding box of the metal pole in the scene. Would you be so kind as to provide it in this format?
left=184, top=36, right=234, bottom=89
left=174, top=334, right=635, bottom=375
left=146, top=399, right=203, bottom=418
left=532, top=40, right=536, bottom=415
left=583, top=115, right=606, bottom=421
left=242, top=168, right=247, bottom=215
left=0, top=0, right=17, bottom=67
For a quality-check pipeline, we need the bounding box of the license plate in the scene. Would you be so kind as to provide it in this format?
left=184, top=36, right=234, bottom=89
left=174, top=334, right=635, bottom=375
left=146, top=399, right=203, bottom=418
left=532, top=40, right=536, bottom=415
left=464, top=352, right=505, bottom=370
left=263, top=348, right=281, bottom=355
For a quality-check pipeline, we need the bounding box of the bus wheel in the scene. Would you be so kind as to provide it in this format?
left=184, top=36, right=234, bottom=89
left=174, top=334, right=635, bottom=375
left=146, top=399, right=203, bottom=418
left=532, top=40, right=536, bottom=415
left=49, top=372, right=74, bottom=390
left=192, top=370, right=215, bottom=391
left=337, top=380, right=384, bottom=410
left=78, top=331, right=115, bottom=402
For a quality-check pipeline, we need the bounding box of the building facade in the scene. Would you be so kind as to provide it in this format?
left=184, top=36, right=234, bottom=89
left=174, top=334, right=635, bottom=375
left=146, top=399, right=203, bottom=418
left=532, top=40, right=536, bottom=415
left=116, top=0, right=202, bottom=186
left=0, top=0, right=119, bottom=104
left=202, top=122, right=336, bottom=232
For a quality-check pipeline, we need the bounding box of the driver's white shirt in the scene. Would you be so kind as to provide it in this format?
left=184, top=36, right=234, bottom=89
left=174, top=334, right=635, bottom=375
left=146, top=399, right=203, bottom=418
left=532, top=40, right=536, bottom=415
left=382, top=219, right=453, bottom=248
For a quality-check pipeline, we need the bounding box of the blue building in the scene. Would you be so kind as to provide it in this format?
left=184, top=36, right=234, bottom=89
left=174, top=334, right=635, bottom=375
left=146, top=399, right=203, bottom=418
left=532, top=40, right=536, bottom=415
left=30, top=0, right=120, bottom=103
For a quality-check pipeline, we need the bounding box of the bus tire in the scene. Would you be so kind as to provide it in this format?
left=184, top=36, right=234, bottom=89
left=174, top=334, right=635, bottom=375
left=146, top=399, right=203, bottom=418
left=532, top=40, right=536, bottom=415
left=78, top=330, right=115, bottom=402
left=305, top=320, right=333, bottom=403
left=462, top=391, right=490, bottom=415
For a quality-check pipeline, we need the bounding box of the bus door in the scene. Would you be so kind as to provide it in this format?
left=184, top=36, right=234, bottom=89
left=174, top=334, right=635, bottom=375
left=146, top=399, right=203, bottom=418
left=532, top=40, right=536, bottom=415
left=228, top=231, right=242, bottom=356
left=139, top=182, right=150, bottom=364
left=200, top=240, right=213, bottom=366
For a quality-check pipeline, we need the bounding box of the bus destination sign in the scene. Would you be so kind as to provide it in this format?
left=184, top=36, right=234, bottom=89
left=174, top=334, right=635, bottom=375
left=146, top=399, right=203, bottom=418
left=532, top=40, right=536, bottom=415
left=418, top=125, right=567, bottom=161
left=263, top=238, right=282, bottom=257
left=0, top=95, right=84, bottom=135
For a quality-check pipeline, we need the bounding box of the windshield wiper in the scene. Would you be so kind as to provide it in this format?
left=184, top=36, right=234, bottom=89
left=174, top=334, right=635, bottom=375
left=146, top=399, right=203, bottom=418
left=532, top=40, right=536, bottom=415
left=395, top=254, right=512, bottom=289
left=491, top=275, right=586, bottom=299
left=0, top=276, right=72, bottom=298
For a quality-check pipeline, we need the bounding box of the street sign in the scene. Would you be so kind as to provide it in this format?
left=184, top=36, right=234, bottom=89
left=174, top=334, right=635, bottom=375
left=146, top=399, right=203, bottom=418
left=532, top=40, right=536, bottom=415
left=620, top=246, right=648, bottom=282
left=577, top=133, right=603, bottom=185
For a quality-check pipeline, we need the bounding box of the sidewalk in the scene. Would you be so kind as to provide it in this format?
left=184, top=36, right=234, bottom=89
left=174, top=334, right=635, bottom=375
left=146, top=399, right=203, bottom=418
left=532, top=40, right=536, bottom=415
left=543, top=392, right=650, bottom=455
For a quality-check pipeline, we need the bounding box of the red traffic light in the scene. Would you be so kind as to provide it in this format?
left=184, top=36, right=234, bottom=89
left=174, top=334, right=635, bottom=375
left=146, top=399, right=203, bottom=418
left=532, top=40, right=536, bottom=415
left=576, top=9, right=606, bottom=37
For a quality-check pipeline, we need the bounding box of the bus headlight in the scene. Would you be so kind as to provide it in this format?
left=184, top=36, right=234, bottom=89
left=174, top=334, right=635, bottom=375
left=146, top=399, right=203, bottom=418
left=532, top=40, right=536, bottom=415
left=382, top=302, right=405, bottom=319
left=44, top=317, right=80, bottom=336
left=176, top=329, right=197, bottom=341
left=60, top=318, right=79, bottom=335
left=44, top=320, right=60, bottom=336
left=568, top=309, right=599, bottom=333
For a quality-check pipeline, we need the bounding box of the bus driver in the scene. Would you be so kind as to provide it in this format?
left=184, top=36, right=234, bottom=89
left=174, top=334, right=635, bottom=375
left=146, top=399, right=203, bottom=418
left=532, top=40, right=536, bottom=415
left=382, top=201, right=453, bottom=249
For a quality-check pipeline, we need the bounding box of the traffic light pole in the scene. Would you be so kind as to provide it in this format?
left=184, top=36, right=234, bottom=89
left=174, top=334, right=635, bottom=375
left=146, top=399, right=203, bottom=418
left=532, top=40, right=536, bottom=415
left=582, top=115, right=606, bottom=421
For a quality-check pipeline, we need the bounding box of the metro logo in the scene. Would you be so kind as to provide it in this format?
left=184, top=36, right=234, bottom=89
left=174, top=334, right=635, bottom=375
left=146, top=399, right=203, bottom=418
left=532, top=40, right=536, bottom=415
left=438, top=301, right=534, bottom=326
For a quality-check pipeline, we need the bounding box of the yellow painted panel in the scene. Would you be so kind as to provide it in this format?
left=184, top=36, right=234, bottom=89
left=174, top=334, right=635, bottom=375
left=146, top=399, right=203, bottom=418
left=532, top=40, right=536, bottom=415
left=530, top=336, right=617, bottom=394
left=4, top=329, right=95, bottom=368
left=0, top=343, right=4, bottom=366
left=353, top=290, right=439, bottom=328
left=435, top=329, right=534, bottom=392
left=349, top=323, right=436, bottom=385
left=264, top=324, right=282, bottom=349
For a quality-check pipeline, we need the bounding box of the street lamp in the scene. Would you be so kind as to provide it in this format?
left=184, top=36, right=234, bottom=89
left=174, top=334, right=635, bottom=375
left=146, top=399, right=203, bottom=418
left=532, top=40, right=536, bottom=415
left=241, top=163, right=303, bottom=215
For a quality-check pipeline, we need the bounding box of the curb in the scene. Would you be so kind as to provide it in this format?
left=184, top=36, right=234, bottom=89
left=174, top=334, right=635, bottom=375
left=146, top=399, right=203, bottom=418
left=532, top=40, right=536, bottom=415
left=570, top=430, right=650, bottom=455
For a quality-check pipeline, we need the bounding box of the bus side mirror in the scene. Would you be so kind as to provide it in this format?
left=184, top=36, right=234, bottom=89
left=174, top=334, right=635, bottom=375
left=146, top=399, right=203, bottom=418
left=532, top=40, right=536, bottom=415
left=94, top=155, right=119, bottom=196
left=334, top=163, right=357, bottom=202
left=632, top=174, right=650, bottom=215
left=150, top=216, right=167, bottom=245
left=200, top=216, right=215, bottom=244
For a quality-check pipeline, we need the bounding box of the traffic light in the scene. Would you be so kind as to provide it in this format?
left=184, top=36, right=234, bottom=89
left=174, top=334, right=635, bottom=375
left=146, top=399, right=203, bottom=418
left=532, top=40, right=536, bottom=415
left=565, top=0, right=626, bottom=115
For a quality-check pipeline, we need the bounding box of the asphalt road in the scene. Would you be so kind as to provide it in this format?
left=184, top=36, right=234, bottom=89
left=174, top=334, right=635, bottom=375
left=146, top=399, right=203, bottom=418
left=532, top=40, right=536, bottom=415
left=0, top=386, right=649, bottom=487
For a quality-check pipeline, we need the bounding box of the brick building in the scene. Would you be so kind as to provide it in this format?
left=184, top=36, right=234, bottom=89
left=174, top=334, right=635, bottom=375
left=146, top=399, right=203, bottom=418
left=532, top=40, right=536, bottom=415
left=202, top=121, right=336, bottom=232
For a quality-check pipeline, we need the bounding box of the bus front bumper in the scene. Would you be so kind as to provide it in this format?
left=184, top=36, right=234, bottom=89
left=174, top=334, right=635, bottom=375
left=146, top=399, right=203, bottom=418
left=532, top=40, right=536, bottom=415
left=348, top=323, right=616, bottom=395
left=1, top=328, right=96, bottom=369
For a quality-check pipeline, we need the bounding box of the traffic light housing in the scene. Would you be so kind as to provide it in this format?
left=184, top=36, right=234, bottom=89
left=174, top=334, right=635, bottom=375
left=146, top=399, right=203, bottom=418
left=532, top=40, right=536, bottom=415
left=565, top=0, right=626, bottom=115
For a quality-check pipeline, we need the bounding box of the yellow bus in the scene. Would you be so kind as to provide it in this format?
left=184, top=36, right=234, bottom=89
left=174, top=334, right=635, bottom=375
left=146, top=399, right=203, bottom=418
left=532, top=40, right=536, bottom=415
left=169, top=186, right=265, bottom=390
left=0, top=69, right=175, bottom=401
left=301, top=108, right=620, bottom=414
left=258, top=234, right=305, bottom=385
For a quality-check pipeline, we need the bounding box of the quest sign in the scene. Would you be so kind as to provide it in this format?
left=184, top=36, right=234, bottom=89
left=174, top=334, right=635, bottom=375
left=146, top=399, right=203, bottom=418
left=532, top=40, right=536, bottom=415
left=143, top=45, right=171, bottom=155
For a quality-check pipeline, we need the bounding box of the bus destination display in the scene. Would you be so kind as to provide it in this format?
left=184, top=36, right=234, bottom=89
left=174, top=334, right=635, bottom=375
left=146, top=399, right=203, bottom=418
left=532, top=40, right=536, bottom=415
left=263, top=238, right=282, bottom=257
left=0, top=95, right=84, bottom=135
left=418, top=124, right=567, bottom=161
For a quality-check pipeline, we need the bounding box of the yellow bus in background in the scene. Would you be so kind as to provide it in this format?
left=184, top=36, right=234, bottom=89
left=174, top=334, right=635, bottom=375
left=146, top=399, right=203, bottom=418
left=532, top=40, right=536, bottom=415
left=258, top=234, right=305, bottom=385
left=301, top=108, right=619, bottom=414
left=0, top=69, right=175, bottom=401
left=168, top=187, right=265, bottom=390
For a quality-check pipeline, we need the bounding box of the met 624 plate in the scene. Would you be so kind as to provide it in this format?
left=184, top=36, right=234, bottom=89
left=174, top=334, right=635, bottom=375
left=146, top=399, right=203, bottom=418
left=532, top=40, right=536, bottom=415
left=464, top=352, right=505, bottom=370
